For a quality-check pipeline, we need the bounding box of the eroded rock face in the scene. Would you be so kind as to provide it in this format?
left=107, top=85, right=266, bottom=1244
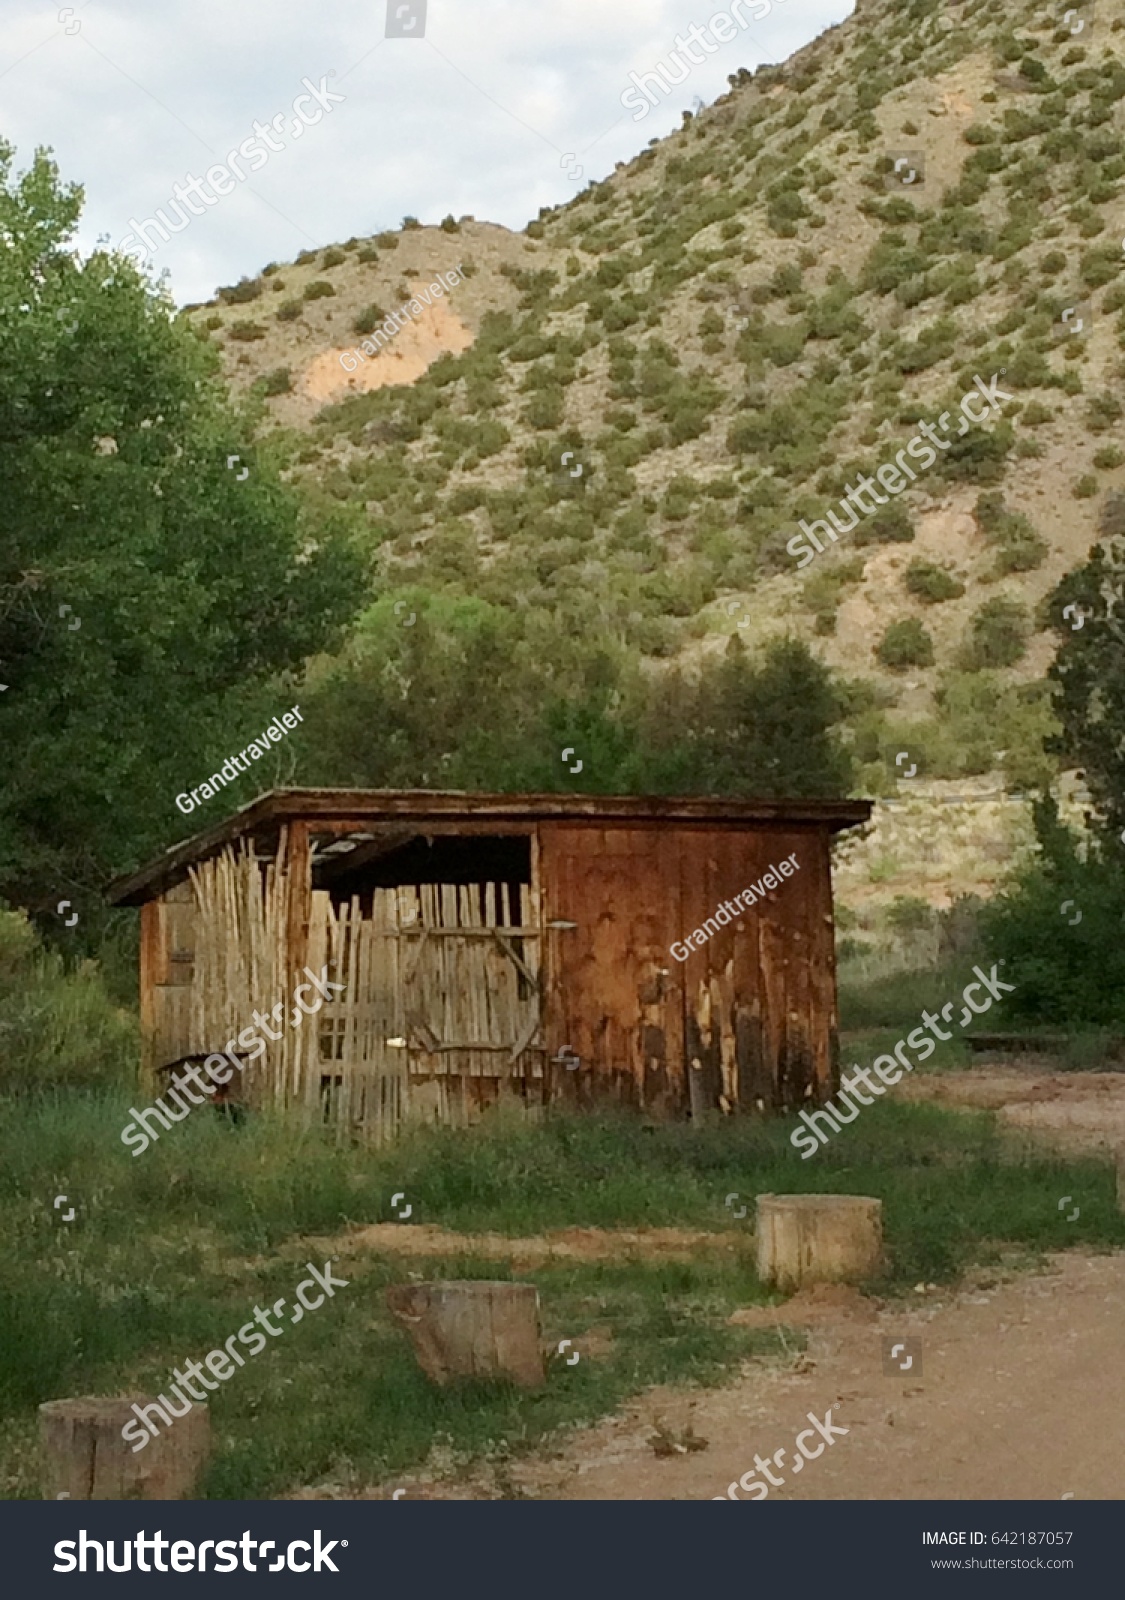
left=302, top=285, right=474, bottom=404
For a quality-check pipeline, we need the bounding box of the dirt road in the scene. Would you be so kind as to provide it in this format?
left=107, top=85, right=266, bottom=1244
left=398, top=1064, right=1125, bottom=1502
left=502, top=1248, right=1125, bottom=1501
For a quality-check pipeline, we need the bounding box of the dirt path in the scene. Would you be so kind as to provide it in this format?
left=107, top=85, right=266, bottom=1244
left=305, top=1221, right=742, bottom=1268
left=369, top=1065, right=1125, bottom=1502
left=899, top=1061, right=1125, bottom=1159
left=487, top=1248, right=1125, bottom=1501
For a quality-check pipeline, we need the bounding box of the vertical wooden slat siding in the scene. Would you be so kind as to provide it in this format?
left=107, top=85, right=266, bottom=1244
left=137, top=813, right=844, bottom=1141
left=538, top=821, right=839, bottom=1116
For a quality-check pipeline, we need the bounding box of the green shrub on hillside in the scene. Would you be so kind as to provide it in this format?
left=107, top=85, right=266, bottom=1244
left=261, top=367, right=292, bottom=396
left=352, top=304, right=388, bottom=336
left=218, top=277, right=263, bottom=304
left=979, top=799, right=1125, bottom=1026
left=961, top=596, right=1030, bottom=669
left=303, top=281, right=336, bottom=301
left=974, top=492, right=1048, bottom=574
left=933, top=421, right=1014, bottom=484
left=904, top=560, right=965, bottom=603
left=855, top=503, right=914, bottom=546
left=761, top=321, right=809, bottom=366
left=876, top=618, right=934, bottom=670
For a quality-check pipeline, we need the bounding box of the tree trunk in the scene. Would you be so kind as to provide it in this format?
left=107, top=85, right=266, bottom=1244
left=39, top=1397, right=210, bottom=1500
left=756, top=1193, right=883, bottom=1293
left=386, top=1280, right=546, bottom=1388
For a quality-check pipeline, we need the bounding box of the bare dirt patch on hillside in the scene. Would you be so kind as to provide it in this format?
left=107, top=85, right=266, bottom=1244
left=301, top=287, right=474, bottom=403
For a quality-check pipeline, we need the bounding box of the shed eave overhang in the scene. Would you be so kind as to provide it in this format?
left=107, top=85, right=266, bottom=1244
left=105, top=788, right=873, bottom=907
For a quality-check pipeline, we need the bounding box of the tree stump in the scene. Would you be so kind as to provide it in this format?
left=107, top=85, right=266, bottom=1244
left=386, top=1280, right=546, bottom=1388
left=756, top=1194, right=883, bottom=1293
left=39, top=1397, right=210, bottom=1500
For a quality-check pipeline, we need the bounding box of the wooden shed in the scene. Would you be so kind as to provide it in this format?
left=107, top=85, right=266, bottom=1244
left=107, top=789, right=870, bottom=1144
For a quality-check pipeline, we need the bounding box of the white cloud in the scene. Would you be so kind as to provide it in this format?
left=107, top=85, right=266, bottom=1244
left=0, top=0, right=853, bottom=304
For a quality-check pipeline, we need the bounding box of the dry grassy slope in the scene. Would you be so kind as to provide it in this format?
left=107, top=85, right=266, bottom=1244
left=187, top=0, right=1125, bottom=732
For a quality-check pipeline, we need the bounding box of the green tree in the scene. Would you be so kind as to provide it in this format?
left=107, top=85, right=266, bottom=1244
left=0, top=142, right=363, bottom=920
left=638, top=637, right=854, bottom=798
left=1048, top=534, right=1125, bottom=838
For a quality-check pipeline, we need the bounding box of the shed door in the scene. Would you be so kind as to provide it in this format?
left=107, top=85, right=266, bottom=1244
left=316, top=882, right=545, bottom=1133
left=399, top=882, right=544, bottom=1115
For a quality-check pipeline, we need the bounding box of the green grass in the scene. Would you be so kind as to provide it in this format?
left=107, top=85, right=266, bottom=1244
left=838, top=958, right=972, bottom=1034
left=1, top=1092, right=1121, bottom=1497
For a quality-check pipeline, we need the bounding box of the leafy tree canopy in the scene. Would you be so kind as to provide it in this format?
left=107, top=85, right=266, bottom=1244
left=0, top=142, right=364, bottom=919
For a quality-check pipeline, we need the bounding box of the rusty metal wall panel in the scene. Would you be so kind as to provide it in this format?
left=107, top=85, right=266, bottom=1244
left=539, top=824, right=686, bottom=1114
left=542, top=822, right=838, bottom=1118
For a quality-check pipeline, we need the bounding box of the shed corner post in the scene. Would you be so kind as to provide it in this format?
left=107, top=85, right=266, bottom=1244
left=285, top=821, right=314, bottom=988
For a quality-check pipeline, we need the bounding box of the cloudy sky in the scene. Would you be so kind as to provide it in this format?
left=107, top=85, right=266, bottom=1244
left=2, top=0, right=852, bottom=305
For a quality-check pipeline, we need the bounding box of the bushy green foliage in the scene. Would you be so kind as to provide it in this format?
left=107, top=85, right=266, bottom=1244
left=0, top=906, right=135, bottom=1092
left=876, top=618, right=934, bottom=670
left=217, top=277, right=263, bottom=304
left=933, top=420, right=1014, bottom=484
left=904, top=560, right=965, bottom=603
left=979, top=799, right=1125, bottom=1026
left=301, top=603, right=853, bottom=801
left=961, top=596, right=1030, bottom=669
left=303, top=280, right=336, bottom=300
left=974, top=491, right=1048, bottom=574
left=352, top=304, right=388, bottom=336
left=0, top=139, right=363, bottom=916
left=855, top=504, right=914, bottom=546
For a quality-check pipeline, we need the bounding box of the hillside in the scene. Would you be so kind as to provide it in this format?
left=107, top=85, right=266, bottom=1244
left=187, top=0, right=1124, bottom=798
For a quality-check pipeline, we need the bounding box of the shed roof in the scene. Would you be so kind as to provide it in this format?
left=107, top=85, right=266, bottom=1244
left=106, top=788, right=873, bottom=907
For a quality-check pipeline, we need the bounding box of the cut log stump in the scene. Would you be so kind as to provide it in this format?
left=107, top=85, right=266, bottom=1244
left=386, top=1280, right=546, bottom=1388
left=756, top=1194, right=883, bottom=1293
left=38, top=1396, right=210, bottom=1500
